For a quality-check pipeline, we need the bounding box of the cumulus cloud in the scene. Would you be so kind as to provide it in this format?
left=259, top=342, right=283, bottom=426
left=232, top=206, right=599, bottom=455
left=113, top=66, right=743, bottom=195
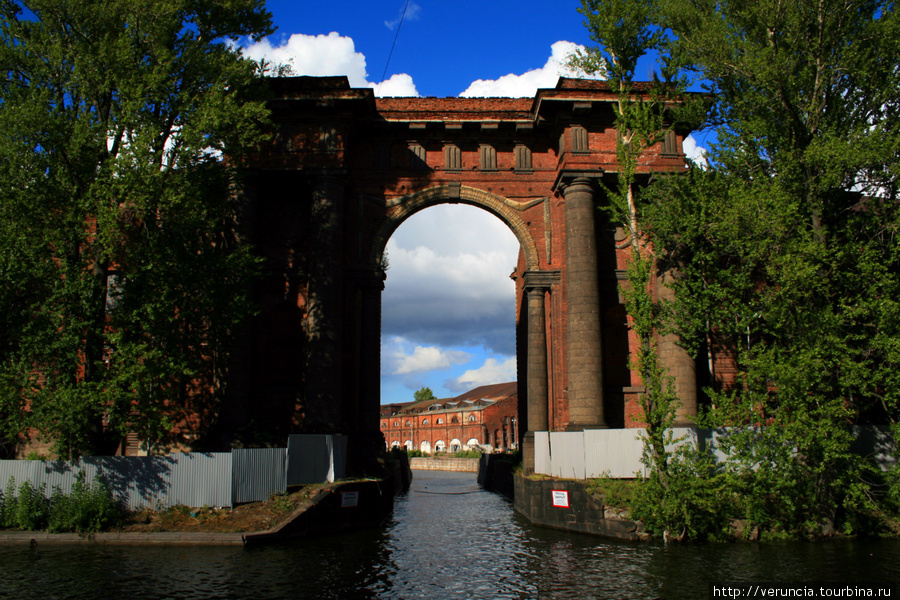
left=459, top=41, right=601, bottom=98
left=238, top=32, right=419, bottom=97
left=369, top=73, right=419, bottom=97
left=445, top=357, right=518, bottom=393
left=683, top=133, right=709, bottom=167
left=382, top=205, right=519, bottom=355
left=384, top=337, right=471, bottom=376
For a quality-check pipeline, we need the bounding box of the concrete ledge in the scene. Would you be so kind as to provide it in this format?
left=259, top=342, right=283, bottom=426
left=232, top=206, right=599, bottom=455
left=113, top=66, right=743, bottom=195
left=513, top=473, right=645, bottom=541
left=0, top=530, right=245, bottom=545
left=409, top=457, right=479, bottom=472
left=243, top=479, right=395, bottom=546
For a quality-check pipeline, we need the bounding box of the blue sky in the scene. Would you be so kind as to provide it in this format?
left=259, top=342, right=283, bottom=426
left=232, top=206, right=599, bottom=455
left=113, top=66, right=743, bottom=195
left=239, top=1, right=708, bottom=404
left=251, top=0, right=596, bottom=97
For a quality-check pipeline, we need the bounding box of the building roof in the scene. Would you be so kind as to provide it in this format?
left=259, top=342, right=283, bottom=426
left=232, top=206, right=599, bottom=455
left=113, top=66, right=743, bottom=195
left=380, top=382, right=517, bottom=418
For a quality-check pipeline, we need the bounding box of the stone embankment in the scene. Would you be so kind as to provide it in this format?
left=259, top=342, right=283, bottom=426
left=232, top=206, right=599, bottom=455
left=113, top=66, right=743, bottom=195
left=513, top=474, right=646, bottom=542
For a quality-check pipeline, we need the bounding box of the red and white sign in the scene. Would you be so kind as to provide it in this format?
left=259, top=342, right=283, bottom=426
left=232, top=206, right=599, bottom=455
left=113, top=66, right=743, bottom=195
left=551, top=489, right=570, bottom=508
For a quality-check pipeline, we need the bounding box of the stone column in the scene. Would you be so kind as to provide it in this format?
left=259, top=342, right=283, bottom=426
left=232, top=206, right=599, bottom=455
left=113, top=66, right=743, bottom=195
left=306, top=174, right=346, bottom=432
left=658, top=269, right=698, bottom=426
left=525, top=281, right=549, bottom=434
left=522, top=270, right=558, bottom=473
left=563, top=177, right=607, bottom=429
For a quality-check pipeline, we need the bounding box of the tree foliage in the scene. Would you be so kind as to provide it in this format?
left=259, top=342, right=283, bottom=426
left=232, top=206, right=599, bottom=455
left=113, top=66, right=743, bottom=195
left=573, top=0, right=707, bottom=539
left=577, top=0, right=900, bottom=538
left=413, top=387, right=436, bottom=403
left=0, top=0, right=274, bottom=458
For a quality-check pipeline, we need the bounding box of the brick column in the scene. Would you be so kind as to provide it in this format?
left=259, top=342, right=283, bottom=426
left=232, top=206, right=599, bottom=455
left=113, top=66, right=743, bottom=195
left=658, top=269, right=698, bottom=426
left=341, top=267, right=387, bottom=474
left=306, top=174, right=345, bottom=432
left=356, top=268, right=385, bottom=428
left=563, top=177, right=607, bottom=430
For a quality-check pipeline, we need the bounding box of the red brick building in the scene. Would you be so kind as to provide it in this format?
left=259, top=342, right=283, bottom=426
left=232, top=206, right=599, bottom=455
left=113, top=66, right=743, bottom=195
left=380, top=382, right=519, bottom=454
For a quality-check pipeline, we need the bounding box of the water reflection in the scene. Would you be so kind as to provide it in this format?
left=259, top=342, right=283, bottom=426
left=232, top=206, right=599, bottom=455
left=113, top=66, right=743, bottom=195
left=0, top=471, right=898, bottom=600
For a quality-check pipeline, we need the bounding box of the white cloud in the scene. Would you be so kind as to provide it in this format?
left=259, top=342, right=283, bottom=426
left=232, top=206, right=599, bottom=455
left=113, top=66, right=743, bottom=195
left=386, top=338, right=471, bottom=375
left=382, top=205, right=519, bottom=355
left=239, top=32, right=419, bottom=97
left=459, top=41, right=601, bottom=98
left=446, top=357, right=517, bottom=392
left=683, top=134, right=708, bottom=167
left=370, top=73, right=419, bottom=97
left=385, top=1, right=422, bottom=30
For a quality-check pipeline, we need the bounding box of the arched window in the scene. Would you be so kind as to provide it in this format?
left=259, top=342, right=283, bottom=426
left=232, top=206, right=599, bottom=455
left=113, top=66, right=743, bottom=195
left=393, top=421, right=399, bottom=427
left=468, top=415, right=477, bottom=422
left=405, top=420, right=411, bottom=426
left=437, top=417, right=444, bottom=424
left=422, top=418, right=429, bottom=426
left=451, top=416, right=459, bottom=424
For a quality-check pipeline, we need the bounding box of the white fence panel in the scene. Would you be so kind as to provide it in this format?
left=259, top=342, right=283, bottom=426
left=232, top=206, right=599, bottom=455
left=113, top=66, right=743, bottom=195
left=537, top=425, right=897, bottom=481
left=549, top=432, right=585, bottom=479
left=584, top=428, right=645, bottom=478
left=534, top=431, right=551, bottom=475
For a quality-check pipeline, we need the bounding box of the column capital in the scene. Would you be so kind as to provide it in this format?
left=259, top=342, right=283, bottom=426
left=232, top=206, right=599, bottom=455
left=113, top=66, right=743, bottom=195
left=523, top=270, right=560, bottom=292
left=553, top=170, right=603, bottom=195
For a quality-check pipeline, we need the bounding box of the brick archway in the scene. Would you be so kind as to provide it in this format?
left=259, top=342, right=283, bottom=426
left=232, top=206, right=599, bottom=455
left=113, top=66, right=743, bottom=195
left=369, top=183, right=541, bottom=272
left=231, top=76, right=698, bottom=475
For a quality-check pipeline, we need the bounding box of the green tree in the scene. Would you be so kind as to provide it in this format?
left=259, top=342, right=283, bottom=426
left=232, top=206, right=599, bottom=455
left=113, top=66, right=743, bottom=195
left=0, top=0, right=274, bottom=458
left=571, top=0, right=678, bottom=479
left=572, top=0, right=728, bottom=541
left=642, top=0, right=900, bottom=534
left=413, top=387, right=436, bottom=402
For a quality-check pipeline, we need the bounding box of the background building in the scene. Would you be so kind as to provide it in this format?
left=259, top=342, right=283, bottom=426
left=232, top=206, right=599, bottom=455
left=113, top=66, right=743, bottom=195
left=380, top=382, right=518, bottom=454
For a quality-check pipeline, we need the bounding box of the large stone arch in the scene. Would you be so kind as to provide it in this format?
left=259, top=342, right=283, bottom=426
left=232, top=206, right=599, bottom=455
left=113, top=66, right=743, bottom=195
left=368, top=184, right=542, bottom=271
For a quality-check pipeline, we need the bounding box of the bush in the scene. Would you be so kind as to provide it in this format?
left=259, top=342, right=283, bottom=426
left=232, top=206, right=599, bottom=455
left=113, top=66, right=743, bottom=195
left=1, top=472, right=121, bottom=533
left=15, top=480, right=49, bottom=531
left=627, top=443, right=735, bottom=543
left=51, top=471, right=121, bottom=533
left=0, top=483, right=10, bottom=528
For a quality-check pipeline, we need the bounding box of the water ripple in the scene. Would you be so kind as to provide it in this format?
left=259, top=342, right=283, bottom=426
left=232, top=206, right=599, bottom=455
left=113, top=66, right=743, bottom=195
left=1, top=471, right=898, bottom=600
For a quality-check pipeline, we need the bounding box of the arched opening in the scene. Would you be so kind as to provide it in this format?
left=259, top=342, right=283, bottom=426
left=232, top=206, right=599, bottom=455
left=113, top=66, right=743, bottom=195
left=380, top=203, right=520, bottom=434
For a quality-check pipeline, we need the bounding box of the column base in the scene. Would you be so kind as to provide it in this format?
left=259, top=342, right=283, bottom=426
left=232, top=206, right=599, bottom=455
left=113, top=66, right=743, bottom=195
left=522, top=432, right=535, bottom=475
left=566, top=423, right=608, bottom=431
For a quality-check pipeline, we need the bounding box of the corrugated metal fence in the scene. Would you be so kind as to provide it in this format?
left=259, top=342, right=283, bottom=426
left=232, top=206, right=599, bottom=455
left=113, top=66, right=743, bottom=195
left=535, top=425, right=896, bottom=480
left=0, top=434, right=346, bottom=510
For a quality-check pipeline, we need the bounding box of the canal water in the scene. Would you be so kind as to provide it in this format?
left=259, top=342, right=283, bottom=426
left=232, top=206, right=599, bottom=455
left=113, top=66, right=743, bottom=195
left=1, top=470, right=898, bottom=599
